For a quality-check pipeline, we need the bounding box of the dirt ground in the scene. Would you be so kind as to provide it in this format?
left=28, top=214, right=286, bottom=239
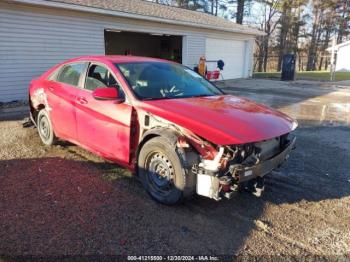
left=0, top=79, right=349, bottom=257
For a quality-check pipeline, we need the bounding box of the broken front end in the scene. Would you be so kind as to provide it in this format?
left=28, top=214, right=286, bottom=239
left=191, top=134, right=296, bottom=200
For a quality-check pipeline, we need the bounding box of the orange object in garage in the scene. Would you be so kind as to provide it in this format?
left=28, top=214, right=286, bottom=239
left=198, top=56, right=206, bottom=77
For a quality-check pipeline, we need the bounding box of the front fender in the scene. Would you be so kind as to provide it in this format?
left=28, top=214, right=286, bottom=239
left=141, top=127, right=180, bottom=145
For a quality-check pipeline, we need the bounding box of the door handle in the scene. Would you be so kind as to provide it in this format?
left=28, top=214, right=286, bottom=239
left=48, top=86, right=55, bottom=92
left=77, top=97, right=88, bottom=105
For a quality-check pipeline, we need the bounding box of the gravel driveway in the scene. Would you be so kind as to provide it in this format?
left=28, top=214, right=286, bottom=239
left=0, top=79, right=349, bottom=257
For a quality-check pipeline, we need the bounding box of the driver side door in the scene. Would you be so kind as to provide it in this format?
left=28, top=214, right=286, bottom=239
left=75, top=62, right=133, bottom=165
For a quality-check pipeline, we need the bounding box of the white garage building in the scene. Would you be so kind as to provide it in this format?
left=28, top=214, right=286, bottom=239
left=333, top=40, right=350, bottom=72
left=0, top=0, right=262, bottom=102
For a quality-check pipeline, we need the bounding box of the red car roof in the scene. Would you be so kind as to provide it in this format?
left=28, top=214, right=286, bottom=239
left=71, top=55, right=171, bottom=64
left=39, top=55, right=174, bottom=81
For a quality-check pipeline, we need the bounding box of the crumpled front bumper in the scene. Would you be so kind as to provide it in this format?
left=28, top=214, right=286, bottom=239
left=235, top=137, right=296, bottom=182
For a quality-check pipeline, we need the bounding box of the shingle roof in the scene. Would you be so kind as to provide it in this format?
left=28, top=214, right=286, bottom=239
left=44, top=0, right=263, bottom=35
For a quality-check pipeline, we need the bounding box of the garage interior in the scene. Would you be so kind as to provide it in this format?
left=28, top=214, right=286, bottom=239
left=104, top=30, right=183, bottom=63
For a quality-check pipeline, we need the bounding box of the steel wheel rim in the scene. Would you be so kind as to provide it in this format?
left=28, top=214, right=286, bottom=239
left=145, top=151, right=175, bottom=195
left=39, top=115, right=50, bottom=141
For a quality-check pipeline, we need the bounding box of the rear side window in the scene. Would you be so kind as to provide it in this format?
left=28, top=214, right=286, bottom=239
left=57, top=63, right=85, bottom=87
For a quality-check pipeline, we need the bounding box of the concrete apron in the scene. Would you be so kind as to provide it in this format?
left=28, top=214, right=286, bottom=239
left=216, top=79, right=350, bottom=127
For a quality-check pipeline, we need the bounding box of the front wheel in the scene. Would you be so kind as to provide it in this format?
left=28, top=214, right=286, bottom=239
left=138, top=136, right=195, bottom=205
left=37, top=109, right=57, bottom=146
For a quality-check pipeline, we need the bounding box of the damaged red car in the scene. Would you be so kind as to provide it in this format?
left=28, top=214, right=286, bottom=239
left=29, top=56, right=297, bottom=204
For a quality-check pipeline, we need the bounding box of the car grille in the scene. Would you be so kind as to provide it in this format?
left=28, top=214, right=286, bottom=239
left=254, top=137, right=281, bottom=161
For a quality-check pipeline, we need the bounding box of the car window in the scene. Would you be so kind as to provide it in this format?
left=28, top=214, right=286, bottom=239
left=85, top=64, right=118, bottom=91
left=47, top=67, right=61, bottom=81
left=56, top=63, right=85, bottom=87
left=116, top=62, right=222, bottom=100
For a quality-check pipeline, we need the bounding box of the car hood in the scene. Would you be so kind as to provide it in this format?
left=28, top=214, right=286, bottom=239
left=137, top=95, right=297, bottom=145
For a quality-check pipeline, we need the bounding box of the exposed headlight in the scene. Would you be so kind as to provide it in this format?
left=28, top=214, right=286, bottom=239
left=291, top=120, right=298, bottom=130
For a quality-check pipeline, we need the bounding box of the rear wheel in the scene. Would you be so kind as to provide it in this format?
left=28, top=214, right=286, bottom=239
left=138, top=136, right=195, bottom=205
left=37, top=109, right=57, bottom=146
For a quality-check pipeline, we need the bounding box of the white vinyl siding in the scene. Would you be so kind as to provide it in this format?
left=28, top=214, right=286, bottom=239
left=0, top=2, right=255, bottom=102
left=0, top=6, right=105, bottom=101
left=336, top=44, right=350, bottom=72
left=182, top=35, right=206, bottom=69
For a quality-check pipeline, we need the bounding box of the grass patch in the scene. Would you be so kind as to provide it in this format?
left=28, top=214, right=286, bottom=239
left=253, top=71, right=350, bottom=81
left=253, top=72, right=280, bottom=79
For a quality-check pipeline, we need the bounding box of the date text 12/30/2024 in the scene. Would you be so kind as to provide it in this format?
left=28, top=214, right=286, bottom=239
left=127, top=256, right=219, bottom=261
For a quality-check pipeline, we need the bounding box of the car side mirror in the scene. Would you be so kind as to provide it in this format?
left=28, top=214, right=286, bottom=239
left=92, top=87, right=124, bottom=103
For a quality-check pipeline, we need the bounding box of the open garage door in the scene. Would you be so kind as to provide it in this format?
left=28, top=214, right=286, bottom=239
left=206, top=38, right=246, bottom=79
left=105, top=30, right=182, bottom=63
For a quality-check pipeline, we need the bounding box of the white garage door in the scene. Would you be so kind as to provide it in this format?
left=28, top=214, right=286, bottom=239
left=205, top=38, right=246, bottom=79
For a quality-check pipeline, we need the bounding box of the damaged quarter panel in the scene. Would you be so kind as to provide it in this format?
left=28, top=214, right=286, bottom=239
left=30, top=61, right=88, bottom=142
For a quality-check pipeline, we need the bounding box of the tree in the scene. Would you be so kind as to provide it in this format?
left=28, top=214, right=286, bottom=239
left=276, top=0, right=307, bottom=71
left=176, top=0, right=205, bottom=10
left=236, top=0, right=245, bottom=24
left=306, top=0, right=322, bottom=71
left=149, top=0, right=253, bottom=23
left=317, top=2, right=338, bottom=70
left=276, top=1, right=291, bottom=71
left=335, top=0, right=350, bottom=44
left=306, top=0, right=340, bottom=71
left=255, top=0, right=281, bottom=72
left=150, top=0, right=205, bottom=10
left=150, top=0, right=350, bottom=73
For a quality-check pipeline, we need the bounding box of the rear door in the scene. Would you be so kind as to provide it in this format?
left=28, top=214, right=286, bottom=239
left=47, top=62, right=87, bottom=142
left=75, top=62, right=133, bottom=165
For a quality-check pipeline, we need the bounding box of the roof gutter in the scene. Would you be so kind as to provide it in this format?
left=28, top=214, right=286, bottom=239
left=326, top=43, right=350, bottom=52
left=8, top=0, right=264, bottom=36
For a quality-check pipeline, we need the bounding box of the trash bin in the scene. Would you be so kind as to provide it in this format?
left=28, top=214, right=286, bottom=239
left=281, top=54, right=296, bottom=81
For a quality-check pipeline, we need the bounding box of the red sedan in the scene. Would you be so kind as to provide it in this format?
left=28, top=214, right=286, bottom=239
left=29, top=56, right=297, bottom=204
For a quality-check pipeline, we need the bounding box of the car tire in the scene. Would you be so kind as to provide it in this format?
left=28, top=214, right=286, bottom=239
left=138, top=136, right=196, bottom=205
left=37, top=109, right=57, bottom=146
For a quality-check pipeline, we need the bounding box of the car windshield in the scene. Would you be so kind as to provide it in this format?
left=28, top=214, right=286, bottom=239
left=115, top=62, right=223, bottom=100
